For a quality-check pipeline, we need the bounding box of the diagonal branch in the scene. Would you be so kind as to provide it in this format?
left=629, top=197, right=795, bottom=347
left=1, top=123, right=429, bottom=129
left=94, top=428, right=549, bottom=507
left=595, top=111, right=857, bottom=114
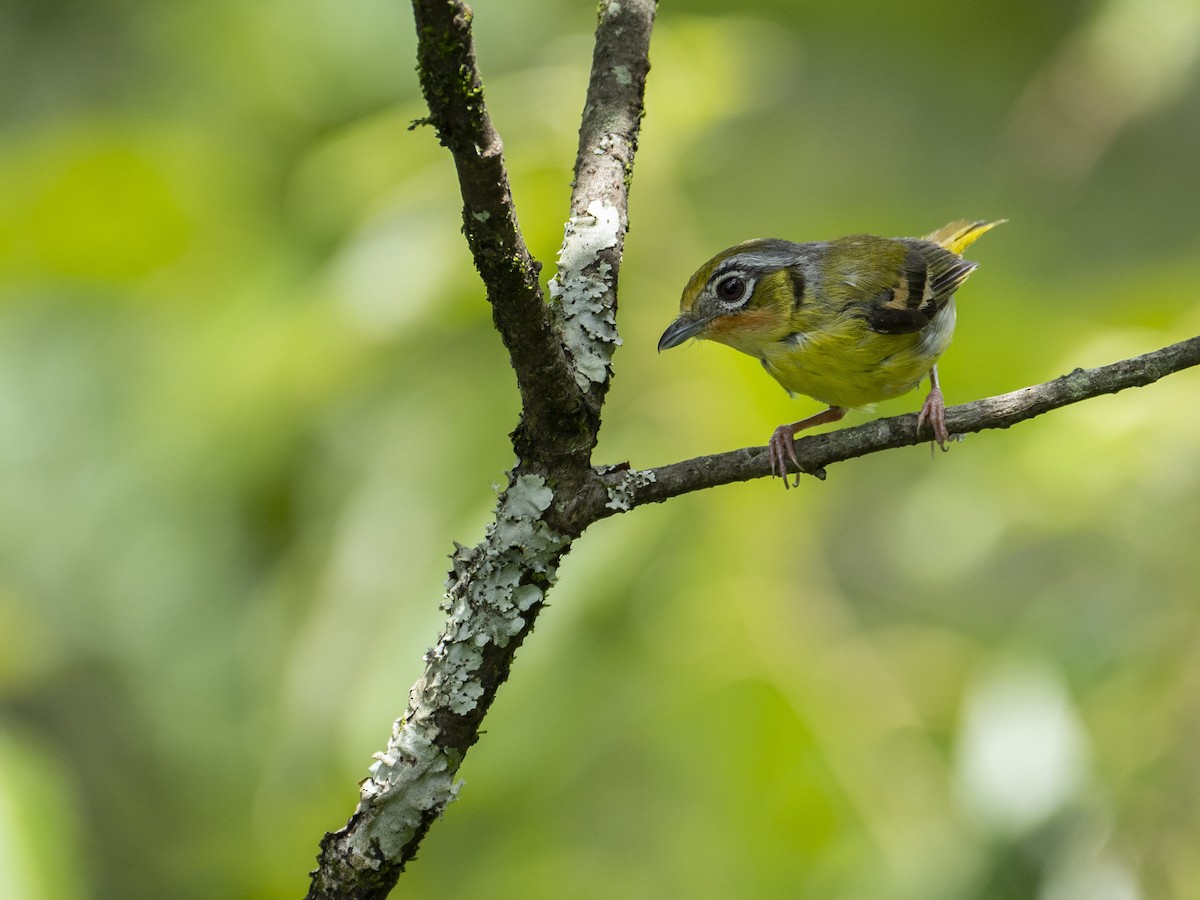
left=582, top=335, right=1200, bottom=517
left=412, top=0, right=590, bottom=462
left=547, top=0, right=656, bottom=429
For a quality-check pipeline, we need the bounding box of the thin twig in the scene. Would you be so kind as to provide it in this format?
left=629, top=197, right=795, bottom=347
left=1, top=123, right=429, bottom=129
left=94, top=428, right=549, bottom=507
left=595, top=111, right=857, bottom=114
left=585, top=335, right=1200, bottom=516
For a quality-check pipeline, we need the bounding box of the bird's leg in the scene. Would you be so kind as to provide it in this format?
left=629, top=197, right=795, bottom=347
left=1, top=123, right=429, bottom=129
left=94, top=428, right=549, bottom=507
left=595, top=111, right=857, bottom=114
left=769, top=406, right=846, bottom=489
left=916, top=365, right=950, bottom=451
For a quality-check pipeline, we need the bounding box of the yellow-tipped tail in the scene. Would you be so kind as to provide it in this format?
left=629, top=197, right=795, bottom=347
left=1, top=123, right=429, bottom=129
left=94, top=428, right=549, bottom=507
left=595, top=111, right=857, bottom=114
left=924, top=218, right=1006, bottom=254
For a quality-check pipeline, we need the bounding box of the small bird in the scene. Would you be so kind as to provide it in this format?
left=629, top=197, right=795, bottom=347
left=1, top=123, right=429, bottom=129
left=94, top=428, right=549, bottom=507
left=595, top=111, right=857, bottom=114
left=658, top=219, right=1002, bottom=487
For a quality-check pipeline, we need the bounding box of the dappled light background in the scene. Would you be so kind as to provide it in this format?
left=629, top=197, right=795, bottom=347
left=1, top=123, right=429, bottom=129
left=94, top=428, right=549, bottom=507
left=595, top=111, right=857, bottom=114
left=2, top=0, right=1200, bottom=897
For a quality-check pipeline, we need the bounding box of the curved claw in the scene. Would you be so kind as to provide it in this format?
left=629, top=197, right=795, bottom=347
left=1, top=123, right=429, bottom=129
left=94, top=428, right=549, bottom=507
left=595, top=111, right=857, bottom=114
left=766, top=406, right=846, bottom=489
left=917, top=388, right=949, bottom=450
left=768, top=425, right=802, bottom=489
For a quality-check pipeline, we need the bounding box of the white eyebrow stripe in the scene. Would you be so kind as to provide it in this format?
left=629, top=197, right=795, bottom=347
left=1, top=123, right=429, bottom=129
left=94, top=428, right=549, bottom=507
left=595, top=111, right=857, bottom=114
left=712, top=251, right=794, bottom=276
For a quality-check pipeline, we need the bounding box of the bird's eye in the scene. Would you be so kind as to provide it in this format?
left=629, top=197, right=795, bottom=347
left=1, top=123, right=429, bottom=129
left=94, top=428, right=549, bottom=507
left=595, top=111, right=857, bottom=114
left=716, top=275, right=748, bottom=304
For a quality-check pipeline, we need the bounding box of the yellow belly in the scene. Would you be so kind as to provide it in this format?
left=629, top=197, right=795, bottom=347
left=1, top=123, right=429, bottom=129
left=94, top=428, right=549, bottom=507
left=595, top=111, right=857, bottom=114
left=759, top=304, right=955, bottom=408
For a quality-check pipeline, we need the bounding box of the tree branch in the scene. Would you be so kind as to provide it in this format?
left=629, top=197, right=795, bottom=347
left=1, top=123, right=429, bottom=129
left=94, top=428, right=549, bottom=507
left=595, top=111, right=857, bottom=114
left=307, top=3, right=656, bottom=897
left=583, top=335, right=1200, bottom=516
left=411, top=0, right=589, bottom=465
left=548, top=0, right=655, bottom=429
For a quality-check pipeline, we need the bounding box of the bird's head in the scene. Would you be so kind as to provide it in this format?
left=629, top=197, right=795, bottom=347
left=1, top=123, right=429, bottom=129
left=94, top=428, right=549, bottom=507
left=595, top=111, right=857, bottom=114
left=658, top=239, right=817, bottom=357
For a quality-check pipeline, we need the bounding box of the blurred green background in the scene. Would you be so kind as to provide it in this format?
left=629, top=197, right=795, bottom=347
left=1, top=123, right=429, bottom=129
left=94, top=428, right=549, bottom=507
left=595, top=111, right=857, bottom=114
left=2, top=0, right=1200, bottom=897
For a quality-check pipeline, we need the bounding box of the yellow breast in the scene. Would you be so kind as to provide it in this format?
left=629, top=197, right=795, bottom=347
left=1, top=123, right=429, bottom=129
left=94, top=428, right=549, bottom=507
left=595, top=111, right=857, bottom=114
left=759, top=302, right=956, bottom=408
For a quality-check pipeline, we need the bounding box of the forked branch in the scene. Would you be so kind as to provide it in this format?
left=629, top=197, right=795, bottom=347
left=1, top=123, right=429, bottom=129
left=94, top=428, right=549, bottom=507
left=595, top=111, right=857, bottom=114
left=307, top=2, right=656, bottom=897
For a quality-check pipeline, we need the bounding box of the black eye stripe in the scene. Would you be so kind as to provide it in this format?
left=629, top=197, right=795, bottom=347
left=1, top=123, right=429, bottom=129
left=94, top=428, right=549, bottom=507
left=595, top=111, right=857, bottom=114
left=788, top=269, right=805, bottom=308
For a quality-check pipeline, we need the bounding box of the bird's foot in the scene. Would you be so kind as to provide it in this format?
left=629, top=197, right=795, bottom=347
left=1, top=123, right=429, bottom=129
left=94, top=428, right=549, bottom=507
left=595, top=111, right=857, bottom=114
left=768, top=425, right=802, bottom=489
left=917, top=388, right=950, bottom=451
left=767, top=406, right=846, bottom=488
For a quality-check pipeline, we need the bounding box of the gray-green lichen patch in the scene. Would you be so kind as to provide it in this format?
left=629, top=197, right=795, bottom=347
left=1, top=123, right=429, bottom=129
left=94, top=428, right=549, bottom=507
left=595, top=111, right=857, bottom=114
left=434, top=474, right=565, bottom=710
left=349, top=475, right=568, bottom=862
left=548, top=200, right=622, bottom=391
left=355, top=719, right=461, bottom=859
left=603, top=467, right=656, bottom=511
